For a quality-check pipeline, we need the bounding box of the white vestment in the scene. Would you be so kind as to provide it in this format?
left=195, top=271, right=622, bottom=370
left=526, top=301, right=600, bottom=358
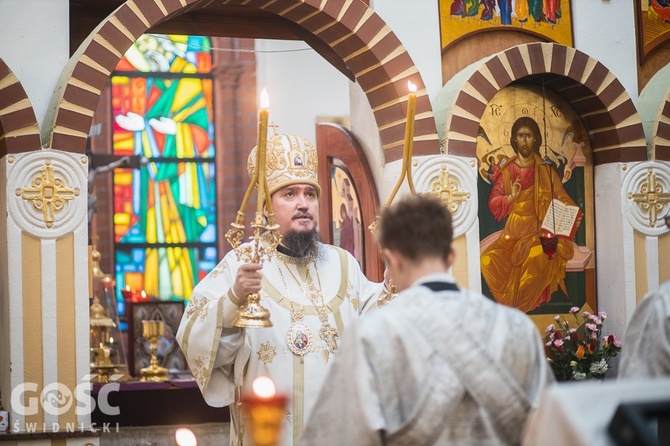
left=301, top=273, right=553, bottom=446
left=176, top=241, right=383, bottom=445
left=619, top=280, right=670, bottom=379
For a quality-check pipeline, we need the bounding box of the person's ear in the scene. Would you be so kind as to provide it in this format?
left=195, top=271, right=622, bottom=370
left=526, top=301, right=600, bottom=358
left=381, top=248, right=399, bottom=271
left=447, top=247, right=456, bottom=269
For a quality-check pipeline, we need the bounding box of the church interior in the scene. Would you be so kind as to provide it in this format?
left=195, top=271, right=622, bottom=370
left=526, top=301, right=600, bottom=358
left=1, top=0, right=670, bottom=444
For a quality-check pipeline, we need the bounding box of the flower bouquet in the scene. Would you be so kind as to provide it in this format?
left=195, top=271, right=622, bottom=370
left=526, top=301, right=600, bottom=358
left=545, top=307, right=622, bottom=381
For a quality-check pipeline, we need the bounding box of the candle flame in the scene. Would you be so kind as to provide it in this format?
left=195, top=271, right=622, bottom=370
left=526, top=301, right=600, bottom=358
left=141, top=290, right=147, bottom=298
left=125, top=285, right=131, bottom=291
left=407, top=81, right=417, bottom=94
left=260, top=88, right=269, bottom=109
left=252, top=376, right=276, bottom=398
left=175, top=427, right=198, bottom=446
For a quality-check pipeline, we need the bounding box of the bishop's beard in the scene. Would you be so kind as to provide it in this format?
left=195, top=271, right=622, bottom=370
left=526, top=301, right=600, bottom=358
left=281, top=228, right=322, bottom=265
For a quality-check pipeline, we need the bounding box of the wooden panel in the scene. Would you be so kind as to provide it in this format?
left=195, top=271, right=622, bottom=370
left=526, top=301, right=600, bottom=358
left=316, top=123, right=383, bottom=281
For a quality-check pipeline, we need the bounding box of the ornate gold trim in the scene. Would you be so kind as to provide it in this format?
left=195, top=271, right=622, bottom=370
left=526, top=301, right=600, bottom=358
left=627, top=168, right=670, bottom=228
left=427, top=164, right=470, bottom=213
left=16, top=161, right=80, bottom=228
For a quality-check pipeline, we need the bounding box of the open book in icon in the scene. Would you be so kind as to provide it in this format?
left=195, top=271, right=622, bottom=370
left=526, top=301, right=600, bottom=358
left=541, top=199, right=582, bottom=239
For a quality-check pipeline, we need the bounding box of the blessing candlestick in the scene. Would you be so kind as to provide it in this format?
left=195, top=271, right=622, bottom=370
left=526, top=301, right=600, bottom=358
left=227, top=88, right=280, bottom=328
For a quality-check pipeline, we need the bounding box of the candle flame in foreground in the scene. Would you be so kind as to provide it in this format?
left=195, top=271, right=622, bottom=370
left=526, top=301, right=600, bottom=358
left=175, top=427, right=198, bottom=446
left=253, top=376, right=276, bottom=398
left=260, top=88, right=269, bottom=109
left=407, top=81, right=417, bottom=94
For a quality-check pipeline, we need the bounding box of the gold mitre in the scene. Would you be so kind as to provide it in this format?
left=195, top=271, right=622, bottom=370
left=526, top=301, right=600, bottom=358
left=247, top=133, right=322, bottom=197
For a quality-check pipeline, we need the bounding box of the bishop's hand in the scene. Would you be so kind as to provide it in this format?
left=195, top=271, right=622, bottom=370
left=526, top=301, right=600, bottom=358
left=233, top=263, right=263, bottom=301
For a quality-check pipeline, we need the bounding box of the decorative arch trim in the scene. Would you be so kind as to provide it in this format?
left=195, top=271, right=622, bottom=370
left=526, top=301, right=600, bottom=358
left=0, top=59, right=41, bottom=157
left=443, top=42, right=647, bottom=165
left=637, top=63, right=670, bottom=162
left=43, top=0, right=439, bottom=163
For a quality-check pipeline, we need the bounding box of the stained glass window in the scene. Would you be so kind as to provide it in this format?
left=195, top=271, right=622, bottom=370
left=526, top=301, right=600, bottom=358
left=111, top=34, right=215, bottom=318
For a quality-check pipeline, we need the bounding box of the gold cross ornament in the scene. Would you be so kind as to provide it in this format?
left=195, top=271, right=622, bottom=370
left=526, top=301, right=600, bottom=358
left=16, top=161, right=78, bottom=228
left=627, top=168, right=670, bottom=228
left=428, top=165, right=470, bottom=213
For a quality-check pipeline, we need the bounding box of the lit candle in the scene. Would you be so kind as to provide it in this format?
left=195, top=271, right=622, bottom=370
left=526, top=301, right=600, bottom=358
left=257, top=89, right=270, bottom=213
left=175, top=427, right=198, bottom=446
left=254, top=376, right=276, bottom=398
left=242, top=376, right=288, bottom=446
left=101, top=276, right=113, bottom=291
left=403, top=81, right=417, bottom=161
left=539, top=231, right=558, bottom=259
left=121, top=285, right=133, bottom=302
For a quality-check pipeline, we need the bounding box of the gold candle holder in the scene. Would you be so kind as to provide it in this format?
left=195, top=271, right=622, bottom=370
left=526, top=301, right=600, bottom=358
left=226, top=88, right=280, bottom=328
left=241, top=377, right=288, bottom=446
left=140, top=320, right=169, bottom=382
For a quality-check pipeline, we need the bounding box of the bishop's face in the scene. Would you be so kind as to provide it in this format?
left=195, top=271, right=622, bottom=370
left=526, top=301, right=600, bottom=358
left=271, top=184, right=320, bottom=235
left=515, top=125, right=536, bottom=159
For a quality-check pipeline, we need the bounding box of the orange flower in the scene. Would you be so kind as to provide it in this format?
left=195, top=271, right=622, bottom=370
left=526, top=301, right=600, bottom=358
left=576, top=344, right=586, bottom=359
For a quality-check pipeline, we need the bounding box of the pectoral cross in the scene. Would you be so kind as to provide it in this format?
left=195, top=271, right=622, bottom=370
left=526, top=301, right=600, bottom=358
left=319, top=323, right=339, bottom=352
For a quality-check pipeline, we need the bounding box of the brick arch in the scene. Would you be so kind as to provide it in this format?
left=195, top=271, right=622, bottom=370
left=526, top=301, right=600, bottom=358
left=43, top=0, right=439, bottom=163
left=0, top=58, right=41, bottom=157
left=637, top=62, right=670, bottom=161
left=443, top=42, right=647, bottom=165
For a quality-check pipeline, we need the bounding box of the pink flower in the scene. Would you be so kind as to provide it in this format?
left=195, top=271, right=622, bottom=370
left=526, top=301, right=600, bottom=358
left=554, top=315, right=560, bottom=321
left=598, top=312, right=608, bottom=319
left=585, top=323, right=597, bottom=331
left=582, top=311, right=591, bottom=318
left=545, top=340, right=552, bottom=346
left=591, top=333, right=598, bottom=340
left=554, top=339, right=564, bottom=347
left=614, top=339, right=622, bottom=348
left=546, top=324, right=555, bottom=332
left=569, top=307, right=580, bottom=314
left=563, top=320, right=569, bottom=327
left=568, top=328, right=577, bottom=334
left=588, top=314, right=598, bottom=321
left=565, top=335, right=571, bottom=340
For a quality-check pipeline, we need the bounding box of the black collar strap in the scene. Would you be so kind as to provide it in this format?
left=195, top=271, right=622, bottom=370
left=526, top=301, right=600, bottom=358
left=421, top=282, right=459, bottom=292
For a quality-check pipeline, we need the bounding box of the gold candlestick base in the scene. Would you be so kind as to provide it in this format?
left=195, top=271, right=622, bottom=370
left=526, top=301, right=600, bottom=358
left=140, top=320, right=169, bottom=382
left=232, top=292, right=273, bottom=328
left=242, top=396, right=287, bottom=446
left=140, top=363, right=169, bottom=382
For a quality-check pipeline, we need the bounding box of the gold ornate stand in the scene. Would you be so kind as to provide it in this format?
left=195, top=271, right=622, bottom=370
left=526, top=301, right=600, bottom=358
left=140, top=320, right=169, bottom=382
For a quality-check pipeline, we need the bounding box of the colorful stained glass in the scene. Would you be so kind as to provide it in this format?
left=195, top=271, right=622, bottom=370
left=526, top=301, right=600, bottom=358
left=115, top=245, right=218, bottom=302
left=112, top=163, right=216, bottom=245
left=115, top=35, right=212, bottom=74
left=111, top=77, right=214, bottom=159
left=111, top=34, right=216, bottom=305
